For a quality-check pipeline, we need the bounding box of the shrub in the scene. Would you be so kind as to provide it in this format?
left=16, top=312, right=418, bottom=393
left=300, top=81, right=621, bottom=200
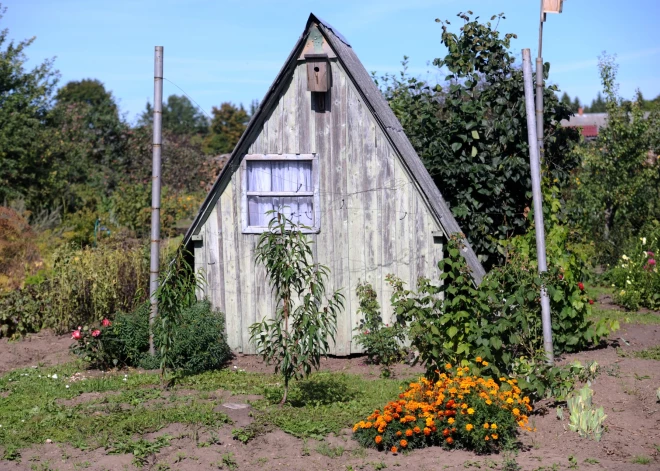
left=352, top=281, right=406, bottom=378
left=353, top=364, right=532, bottom=454
left=69, top=300, right=231, bottom=374
left=388, top=234, right=615, bottom=400
left=0, top=206, right=42, bottom=291
left=608, top=233, right=660, bottom=311
left=0, top=280, right=52, bottom=339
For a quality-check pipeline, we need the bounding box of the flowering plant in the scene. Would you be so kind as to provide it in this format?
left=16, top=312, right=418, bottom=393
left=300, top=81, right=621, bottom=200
left=608, top=235, right=660, bottom=311
left=69, top=319, right=117, bottom=368
left=353, top=362, right=533, bottom=454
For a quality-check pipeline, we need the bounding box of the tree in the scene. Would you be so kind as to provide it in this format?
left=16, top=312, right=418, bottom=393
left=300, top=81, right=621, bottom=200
left=138, top=94, right=209, bottom=137
left=567, top=54, right=660, bottom=262
left=377, top=12, right=579, bottom=268
left=588, top=92, right=606, bottom=113
left=560, top=92, right=571, bottom=106
left=203, top=102, right=249, bottom=154
left=572, top=96, right=581, bottom=111
left=249, top=211, right=344, bottom=405
left=0, top=4, right=59, bottom=207
left=55, top=78, right=118, bottom=117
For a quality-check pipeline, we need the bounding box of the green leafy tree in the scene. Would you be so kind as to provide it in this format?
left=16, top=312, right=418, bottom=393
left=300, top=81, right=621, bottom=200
left=567, top=54, right=660, bottom=262
left=0, top=4, right=59, bottom=206
left=138, top=94, right=209, bottom=137
left=203, top=102, right=248, bottom=154
left=377, top=12, right=579, bottom=268
left=249, top=210, right=344, bottom=405
left=55, top=78, right=118, bottom=117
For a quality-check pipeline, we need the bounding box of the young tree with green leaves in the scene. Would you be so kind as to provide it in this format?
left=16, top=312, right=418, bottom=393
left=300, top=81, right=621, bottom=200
left=249, top=210, right=344, bottom=405
left=138, top=94, right=209, bottom=137
left=203, top=102, right=249, bottom=154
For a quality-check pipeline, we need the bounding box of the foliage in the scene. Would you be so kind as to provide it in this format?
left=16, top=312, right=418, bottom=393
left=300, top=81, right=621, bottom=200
left=153, top=249, right=205, bottom=376
left=566, top=385, right=607, bottom=441
left=607, top=232, right=660, bottom=310
left=0, top=280, right=52, bottom=339
left=352, top=281, right=406, bottom=378
left=377, top=12, right=579, bottom=267
left=567, top=54, right=660, bottom=264
left=50, top=243, right=149, bottom=332
left=152, top=300, right=231, bottom=374
left=353, top=365, right=532, bottom=454
left=108, top=434, right=172, bottom=468
left=203, top=102, right=249, bottom=154
left=0, top=206, right=42, bottom=291
left=138, top=94, right=209, bottom=137
left=55, top=78, right=118, bottom=118
left=249, top=210, right=344, bottom=404
left=388, top=234, right=615, bottom=400
left=69, top=319, right=115, bottom=368
left=0, top=5, right=59, bottom=207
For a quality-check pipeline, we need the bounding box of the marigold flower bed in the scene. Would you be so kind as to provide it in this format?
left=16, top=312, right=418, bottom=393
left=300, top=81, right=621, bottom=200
left=353, top=363, right=533, bottom=454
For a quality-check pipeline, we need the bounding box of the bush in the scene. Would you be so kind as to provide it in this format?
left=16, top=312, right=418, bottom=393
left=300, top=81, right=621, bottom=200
left=353, top=364, right=532, bottom=454
left=352, top=281, right=406, bottom=378
left=388, top=234, right=615, bottom=400
left=0, top=281, right=52, bottom=339
left=69, top=300, right=232, bottom=374
left=608, top=232, right=660, bottom=311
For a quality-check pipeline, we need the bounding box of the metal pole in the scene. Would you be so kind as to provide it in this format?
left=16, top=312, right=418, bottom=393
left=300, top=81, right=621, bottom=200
left=522, top=48, right=554, bottom=364
left=149, top=46, right=164, bottom=356
left=536, top=0, right=544, bottom=159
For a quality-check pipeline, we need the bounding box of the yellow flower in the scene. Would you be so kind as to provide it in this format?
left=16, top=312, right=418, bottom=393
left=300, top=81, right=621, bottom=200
left=485, top=399, right=492, bottom=405
left=491, top=423, right=497, bottom=430
left=448, top=418, right=455, bottom=424
left=482, top=361, right=489, bottom=366
left=512, top=408, right=520, bottom=416
left=466, top=424, right=474, bottom=431
left=445, top=363, right=452, bottom=370
left=467, top=408, right=475, bottom=415
left=476, top=357, right=482, bottom=363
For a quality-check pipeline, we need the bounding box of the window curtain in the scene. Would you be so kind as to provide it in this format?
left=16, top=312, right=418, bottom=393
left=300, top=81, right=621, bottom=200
left=247, top=161, right=313, bottom=227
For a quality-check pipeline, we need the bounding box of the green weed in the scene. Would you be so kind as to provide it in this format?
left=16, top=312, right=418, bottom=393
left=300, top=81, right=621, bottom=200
left=631, top=455, right=651, bottom=465
left=315, top=442, right=345, bottom=458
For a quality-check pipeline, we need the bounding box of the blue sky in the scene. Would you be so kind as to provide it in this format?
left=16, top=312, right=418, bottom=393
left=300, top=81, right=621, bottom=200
left=5, top=0, right=659, bottom=123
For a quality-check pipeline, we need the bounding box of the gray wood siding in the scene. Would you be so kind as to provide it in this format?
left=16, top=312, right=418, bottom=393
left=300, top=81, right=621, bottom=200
left=196, top=60, right=444, bottom=354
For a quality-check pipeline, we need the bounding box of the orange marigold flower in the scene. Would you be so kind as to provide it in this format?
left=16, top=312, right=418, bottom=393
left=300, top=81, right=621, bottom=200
left=413, top=426, right=421, bottom=434
left=482, top=361, right=489, bottom=366
left=513, top=408, right=520, bottom=416
left=391, top=446, right=398, bottom=454
left=423, top=427, right=431, bottom=436
left=476, top=357, right=482, bottom=363
left=483, top=423, right=490, bottom=429
left=396, top=431, right=402, bottom=437
left=445, top=363, right=452, bottom=370
left=446, top=437, right=454, bottom=444
left=375, top=435, right=383, bottom=444
left=405, top=429, right=413, bottom=437
left=491, top=434, right=498, bottom=440
left=485, top=399, right=492, bottom=405
left=484, top=436, right=490, bottom=441
left=465, top=424, right=474, bottom=431
left=400, top=439, right=408, bottom=448
left=442, top=428, right=450, bottom=437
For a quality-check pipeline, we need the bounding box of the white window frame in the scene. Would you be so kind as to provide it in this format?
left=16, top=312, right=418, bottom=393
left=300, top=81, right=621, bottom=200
left=241, top=153, right=321, bottom=234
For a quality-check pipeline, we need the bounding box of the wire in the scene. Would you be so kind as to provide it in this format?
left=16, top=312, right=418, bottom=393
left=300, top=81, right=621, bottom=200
left=162, top=77, right=214, bottom=121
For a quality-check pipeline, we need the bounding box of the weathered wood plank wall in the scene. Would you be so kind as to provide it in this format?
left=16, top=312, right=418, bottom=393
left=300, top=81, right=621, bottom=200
left=197, top=59, right=443, bottom=354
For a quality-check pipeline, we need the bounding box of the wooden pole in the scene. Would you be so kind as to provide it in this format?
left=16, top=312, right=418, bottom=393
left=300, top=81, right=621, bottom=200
left=522, top=48, right=554, bottom=364
left=149, top=46, right=164, bottom=356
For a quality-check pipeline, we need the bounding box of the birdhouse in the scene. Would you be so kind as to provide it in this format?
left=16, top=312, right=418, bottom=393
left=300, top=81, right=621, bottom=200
left=305, top=53, right=330, bottom=92
left=543, top=0, right=564, bottom=14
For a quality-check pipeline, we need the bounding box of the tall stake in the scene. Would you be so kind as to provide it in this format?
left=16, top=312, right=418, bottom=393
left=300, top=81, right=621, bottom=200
left=149, top=46, right=164, bottom=356
left=522, top=48, right=554, bottom=364
left=536, top=0, right=545, bottom=159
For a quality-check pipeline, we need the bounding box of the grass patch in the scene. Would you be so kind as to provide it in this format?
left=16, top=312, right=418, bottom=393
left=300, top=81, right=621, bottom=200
left=631, top=455, right=652, bottom=465
left=0, top=363, right=229, bottom=454
left=588, top=307, right=660, bottom=325
left=0, top=362, right=413, bottom=458
left=630, top=345, right=660, bottom=360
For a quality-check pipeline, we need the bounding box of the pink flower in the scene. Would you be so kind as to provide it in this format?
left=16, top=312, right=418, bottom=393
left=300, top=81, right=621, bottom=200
left=102, top=318, right=112, bottom=327
left=72, top=330, right=82, bottom=340
left=578, top=282, right=584, bottom=291
left=648, top=258, right=656, bottom=266
left=647, top=251, right=655, bottom=257
left=91, top=329, right=101, bottom=338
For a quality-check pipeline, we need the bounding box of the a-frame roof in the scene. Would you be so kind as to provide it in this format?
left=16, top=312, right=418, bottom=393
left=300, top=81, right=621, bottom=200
left=183, top=13, right=486, bottom=284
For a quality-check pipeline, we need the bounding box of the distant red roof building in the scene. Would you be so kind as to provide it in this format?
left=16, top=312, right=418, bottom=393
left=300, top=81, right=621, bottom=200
left=579, top=125, right=598, bottom=138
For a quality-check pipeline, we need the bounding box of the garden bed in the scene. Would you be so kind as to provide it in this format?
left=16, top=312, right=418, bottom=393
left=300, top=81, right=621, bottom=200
left=0, top=315, right=659, bottom=470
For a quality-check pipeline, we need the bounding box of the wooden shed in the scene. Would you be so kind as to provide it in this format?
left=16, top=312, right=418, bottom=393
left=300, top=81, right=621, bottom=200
left=183, top=14, right=486, bottom=355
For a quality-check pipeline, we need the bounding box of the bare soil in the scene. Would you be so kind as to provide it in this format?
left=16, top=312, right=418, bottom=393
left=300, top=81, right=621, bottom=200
left=1, top=322, right=659, bottom=470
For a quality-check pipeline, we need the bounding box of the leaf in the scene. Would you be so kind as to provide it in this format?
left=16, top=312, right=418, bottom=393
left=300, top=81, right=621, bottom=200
left=471, top=130, right=479, bottom=139
left=471, top=146, right=477, bottom=157
left=447, top=326, right=458, bottom=338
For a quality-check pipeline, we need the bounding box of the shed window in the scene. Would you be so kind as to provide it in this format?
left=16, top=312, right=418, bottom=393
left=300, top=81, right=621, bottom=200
left=242, top=154, right=320, bottom=233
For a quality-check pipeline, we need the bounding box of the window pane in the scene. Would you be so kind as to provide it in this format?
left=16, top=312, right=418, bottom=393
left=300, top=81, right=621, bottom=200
left=247, top=196, right=314, bottom=227
left=247, top=160, right=312, bottom=192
